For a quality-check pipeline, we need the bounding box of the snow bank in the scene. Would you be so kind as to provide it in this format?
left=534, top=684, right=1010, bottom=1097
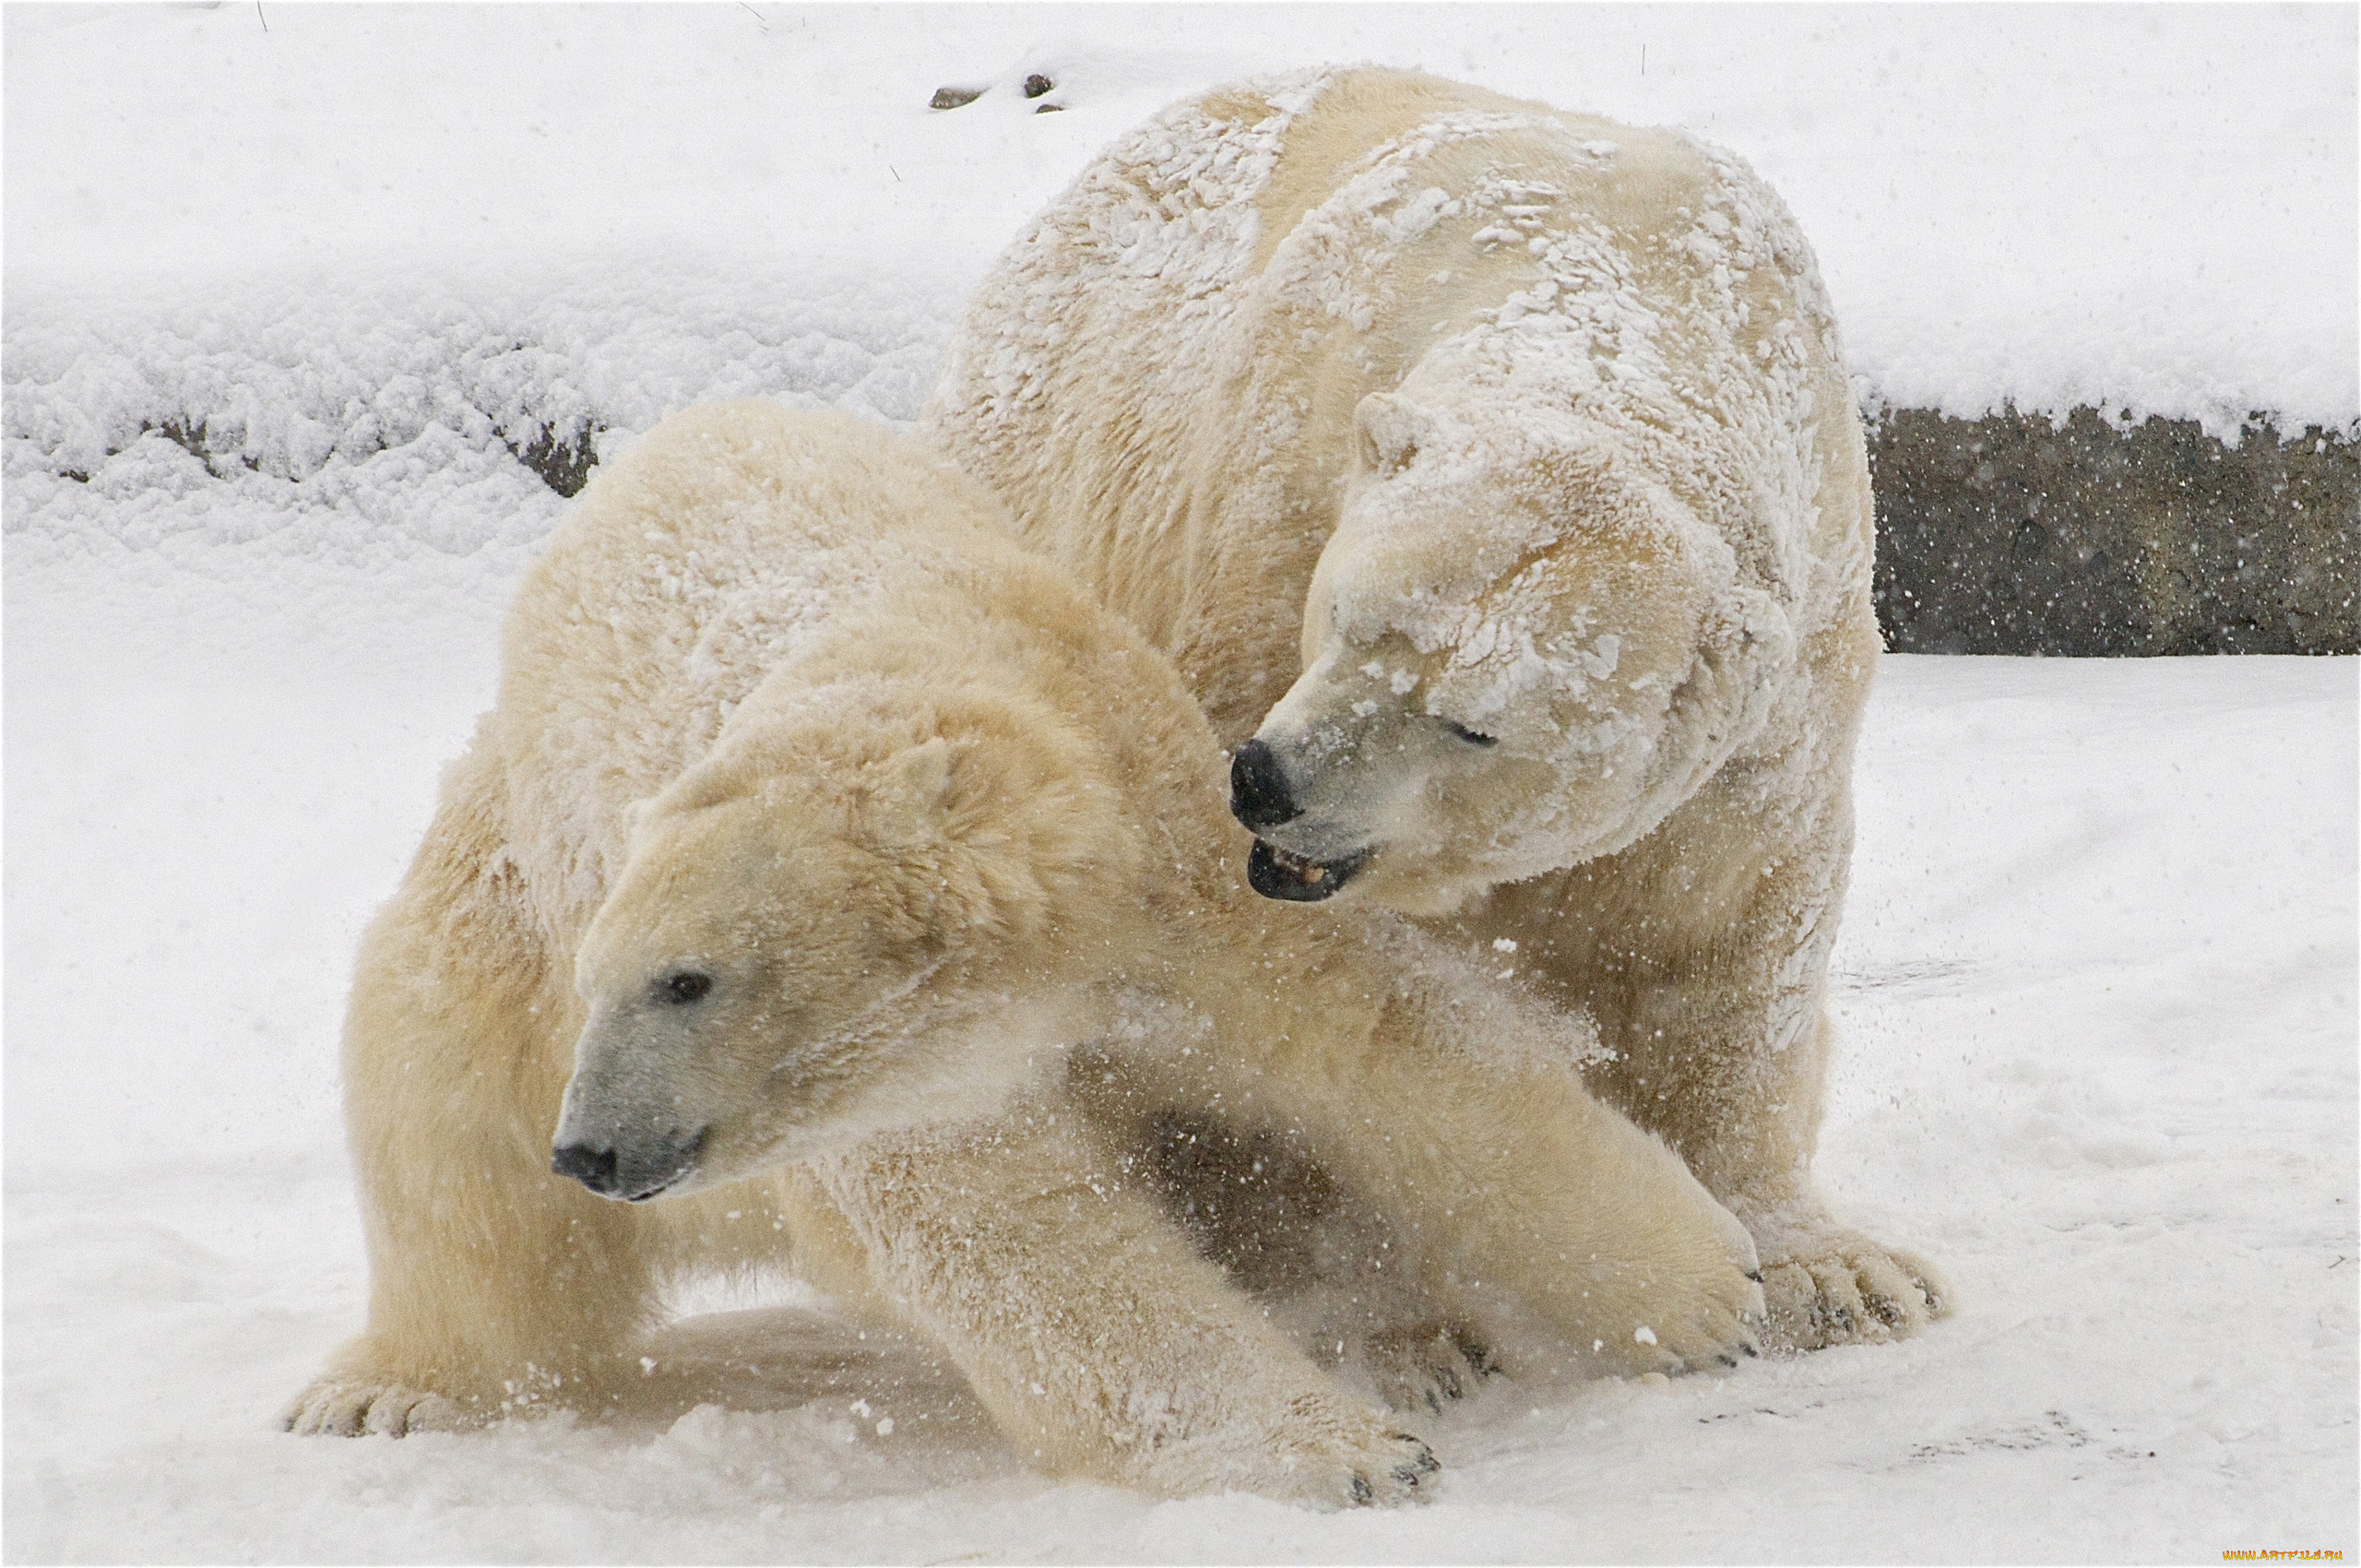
left=6, top=6, right=2354, bottom=517
left=4, top=255, right=953, bottom=594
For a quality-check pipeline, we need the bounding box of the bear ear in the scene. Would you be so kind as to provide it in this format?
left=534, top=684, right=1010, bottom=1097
left=1354, top=392, right=1422, bottom=479
left=868, top=737, right=956, bottom=849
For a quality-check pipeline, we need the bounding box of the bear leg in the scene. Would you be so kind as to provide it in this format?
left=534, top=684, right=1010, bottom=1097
left=1279, top=1037, right=1768, bottom=1381
left=1482, top=782, right=1952, bottom=1353
left=286, top=774, right=663, bottom=1435
left=812, top=1104, right=1440, bottom=1506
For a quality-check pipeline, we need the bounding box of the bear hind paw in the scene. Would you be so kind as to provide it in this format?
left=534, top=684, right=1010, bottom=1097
left=1359, top=1323, right=1500, bottom=1416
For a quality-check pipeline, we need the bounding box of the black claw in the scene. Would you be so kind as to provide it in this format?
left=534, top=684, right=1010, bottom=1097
left=1349, top=1473, right=1374, bottom=1504
left=1392, top=1437, right=1441, bottom=1479
left=1744, top=1268, right=1764, bottom=1283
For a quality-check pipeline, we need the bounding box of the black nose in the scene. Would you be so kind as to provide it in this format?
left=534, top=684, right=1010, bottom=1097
left=1230, top=739, right=1302, bottom=831
left=552, top=1141, right=623, bottom=1196
left=553, top=1126, right=709, bottom=1202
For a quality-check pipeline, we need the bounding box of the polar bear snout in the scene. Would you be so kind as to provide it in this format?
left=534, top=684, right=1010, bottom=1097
left=552, top=1004, right=717, bottom=1202
left=551, top=1124, right=708, bottom=1204
left=1234, top=736, right=1385, bottom=900
left=1229, top=738, right=1303, bottom=830
left=1234, top=734, right=1393, bottom=901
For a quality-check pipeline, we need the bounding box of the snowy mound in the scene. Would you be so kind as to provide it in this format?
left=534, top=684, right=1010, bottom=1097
left=4, top=257, right=951, bottom=565
left=8, top=6, right=2352, bottom=446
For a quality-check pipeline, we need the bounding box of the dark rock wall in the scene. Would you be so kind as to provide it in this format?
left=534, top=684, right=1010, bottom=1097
left=1869, top=410, right=2358, bottom=655
left=465, top=399, right=2359, bottom=657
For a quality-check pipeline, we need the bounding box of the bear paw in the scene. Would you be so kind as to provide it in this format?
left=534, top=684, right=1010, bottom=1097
left=281, top=1378, right=466, bottom=1438
left=1359, top=1323, right=1499, bottom=1415
left=1612, top=1258, right=1767, bottom=1377
left=1262, top=1396, right=1441, bottom=1508
left=1145, top=1392, right=1439, bottom=1507
left=1753, top=1228, right=1951, bottom=1350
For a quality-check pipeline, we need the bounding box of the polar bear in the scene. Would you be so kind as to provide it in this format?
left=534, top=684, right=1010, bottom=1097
left=283, top=401, right=1763, bottom=1504
left=923, top=68, right=1947, bottom=1347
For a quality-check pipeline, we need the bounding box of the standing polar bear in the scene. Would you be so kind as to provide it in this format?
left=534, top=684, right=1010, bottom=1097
left=924, top=68, right=1945, bottom=1346
left=286, top=402, right=1764, bottom=1505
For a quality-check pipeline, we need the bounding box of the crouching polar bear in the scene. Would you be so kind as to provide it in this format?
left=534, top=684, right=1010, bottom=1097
left=284, top=402, right=1763, bottom=1505
left=924, top=68, right=1946, bottom=1347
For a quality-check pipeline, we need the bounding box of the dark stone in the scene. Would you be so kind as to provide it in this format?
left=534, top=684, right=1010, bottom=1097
left=152, top=417, right=208, bottom=462
left=140, top=416, right=259, bottom=476
left=509, top=423, right=600, bottom=498
left=1869, top=409, right=2359, bottom=655
left=928, top=85, right=981, bottom=111
left=1022, top=73, right=1053, bottom=99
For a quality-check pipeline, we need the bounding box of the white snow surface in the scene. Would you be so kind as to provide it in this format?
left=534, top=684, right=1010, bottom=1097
left=5, top=5, right=2357, bottom=1562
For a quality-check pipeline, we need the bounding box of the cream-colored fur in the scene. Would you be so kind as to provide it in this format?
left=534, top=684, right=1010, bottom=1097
left=923, top=68, right=1947, bottom=1347
left=284, top=401, right=1762, bottom=1505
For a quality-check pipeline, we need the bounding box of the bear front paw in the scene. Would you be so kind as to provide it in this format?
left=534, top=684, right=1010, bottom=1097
left=1269, top=1406, right=1441, bottom=1509
left=281, top=1378, right=466, bottom=1438
left=1353, top=1432, right=1444, bottom=1505
left=1754, top=1229, right=1951, bottom=1350
left=1144, top=1391, right=1440, bottom=1507
left=1610, top=1256, right=1767, bottom=1377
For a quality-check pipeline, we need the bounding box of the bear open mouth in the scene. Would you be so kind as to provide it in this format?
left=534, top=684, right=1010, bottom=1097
left=1247, top=838, right=1372, bottom=902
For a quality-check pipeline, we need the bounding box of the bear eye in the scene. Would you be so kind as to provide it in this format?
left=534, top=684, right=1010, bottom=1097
left=660, top=970, right=713, bottom=1005
left=1443, top=721, right=1498, bottom=748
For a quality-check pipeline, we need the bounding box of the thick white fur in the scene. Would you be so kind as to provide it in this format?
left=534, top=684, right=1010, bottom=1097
left=284, top=402, right=1762, bottom=1504
left=923, top=69, right=1947, bottom=1346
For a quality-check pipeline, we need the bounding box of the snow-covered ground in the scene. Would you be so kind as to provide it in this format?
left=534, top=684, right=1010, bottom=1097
left=8, top=592, right=2353, bottom=1562
left=6, top=6, right=2356, bottom=1562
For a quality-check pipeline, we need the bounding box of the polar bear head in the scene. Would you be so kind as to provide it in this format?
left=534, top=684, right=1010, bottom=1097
left=1232, top=386, right=1791, bottom=915
left=552, top=687, right=1132, bottom=1201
